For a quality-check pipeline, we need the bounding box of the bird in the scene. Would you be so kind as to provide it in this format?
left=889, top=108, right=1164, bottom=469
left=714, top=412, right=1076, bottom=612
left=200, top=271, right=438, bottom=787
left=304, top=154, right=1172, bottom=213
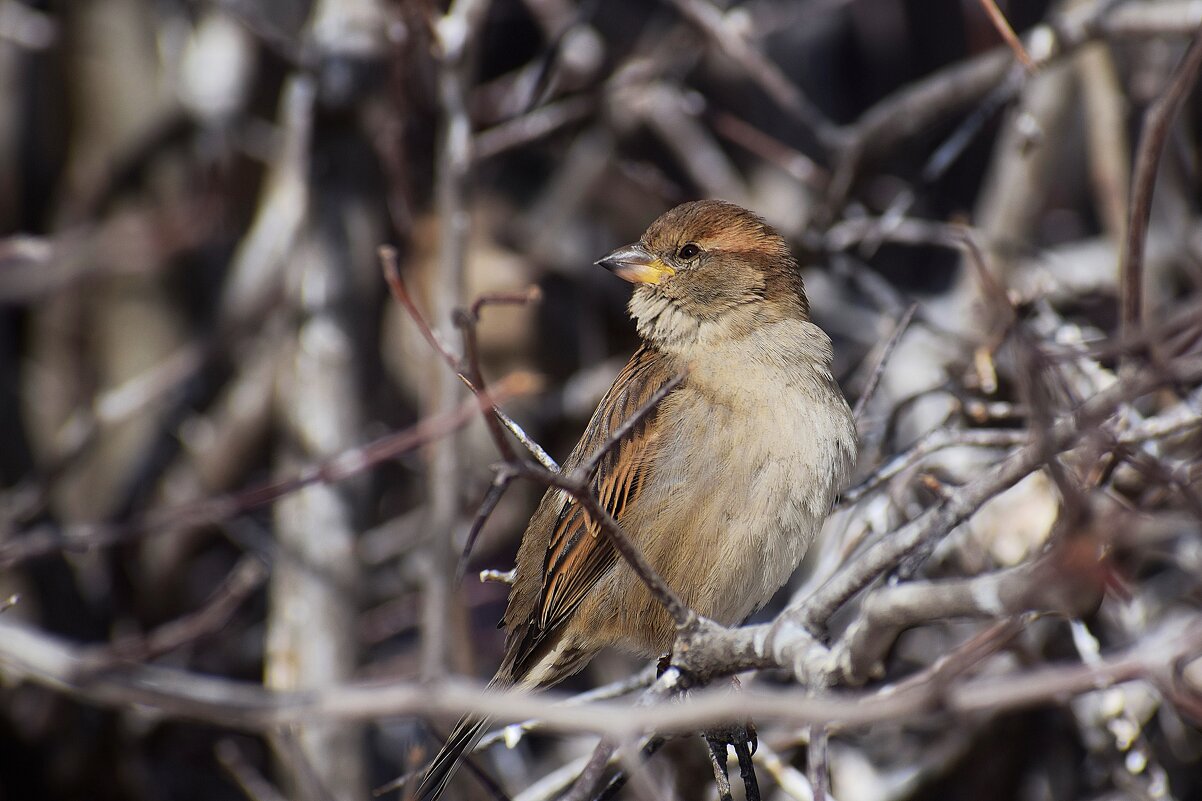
left=416, top=199, right=857, bottom=800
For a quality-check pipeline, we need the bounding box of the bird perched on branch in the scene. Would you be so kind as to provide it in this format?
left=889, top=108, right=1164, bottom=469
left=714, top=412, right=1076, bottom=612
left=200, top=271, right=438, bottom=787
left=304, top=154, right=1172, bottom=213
left=417, top=199, right=857, bottom=800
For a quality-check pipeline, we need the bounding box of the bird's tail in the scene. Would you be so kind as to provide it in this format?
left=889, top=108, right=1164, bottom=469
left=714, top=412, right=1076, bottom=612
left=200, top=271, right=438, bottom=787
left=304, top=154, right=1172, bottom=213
left=414, top=714, right=491, bottom=801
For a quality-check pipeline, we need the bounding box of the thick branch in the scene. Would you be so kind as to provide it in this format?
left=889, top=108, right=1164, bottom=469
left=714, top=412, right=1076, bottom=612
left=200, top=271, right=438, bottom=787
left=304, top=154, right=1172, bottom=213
left=0, top=615, right=1197, bottom=737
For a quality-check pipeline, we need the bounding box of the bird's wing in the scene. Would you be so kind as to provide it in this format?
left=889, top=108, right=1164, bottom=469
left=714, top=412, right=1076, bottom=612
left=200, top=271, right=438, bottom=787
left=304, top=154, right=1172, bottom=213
left=500, top=345, right=680, bottom=681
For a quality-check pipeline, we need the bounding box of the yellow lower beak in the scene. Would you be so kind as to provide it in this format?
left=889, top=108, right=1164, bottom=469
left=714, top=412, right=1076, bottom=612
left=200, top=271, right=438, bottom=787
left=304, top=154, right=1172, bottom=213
left=596, top=244, right=675, bottom=285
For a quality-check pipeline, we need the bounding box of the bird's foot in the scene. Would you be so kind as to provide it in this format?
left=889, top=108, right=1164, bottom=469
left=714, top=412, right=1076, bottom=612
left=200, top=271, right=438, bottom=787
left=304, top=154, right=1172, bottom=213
left=703, top=719, right=759, bottom=801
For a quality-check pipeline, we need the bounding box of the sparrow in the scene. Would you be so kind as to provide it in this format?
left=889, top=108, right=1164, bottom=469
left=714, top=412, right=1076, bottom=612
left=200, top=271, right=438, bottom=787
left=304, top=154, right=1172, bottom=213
left=417, top=199, right=857, bottom=800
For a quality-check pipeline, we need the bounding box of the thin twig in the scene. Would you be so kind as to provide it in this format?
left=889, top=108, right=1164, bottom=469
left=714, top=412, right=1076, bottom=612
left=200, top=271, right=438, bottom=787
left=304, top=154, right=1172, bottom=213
left=470, top=285, right=543, bottom=320
left=978, top=0, right=1037, bottom=71
left=561, top=739, right=618, bottom=801
left=664, top=0, right=839, bottom=148
left=592, top=737, right=666, bottom=801
left=456, top=287, right=545, bottom=465
left=852, top=303, right=917, bottom=424
left=885, top=618, right=1026, bottom=696
left=840, top=428, right=1027, bottom=506
left=565, top=662, right=682, bottom=801
left=380, top=245, right=558, bottom=471
left=268, top=728, right=340, bottom=801
left=216, top=740, right=291, bottom=801
left=84, top=555, right=269, bottom=667
left=475, top=668, right=654, bottom=751
left=469, top=369, right=691, bottom=626
left=456, top=308, right=518, bottom=463
left=801, top=354, right=1202, bottom=633
left=474, top=95, right=596, bottom=160
left=705, top=735, right=734, bottom=801
left=380, top=245, right=460, bottom=366
left=515, top=460, right=692, bottom=627
left=579, top=372, right=685, bottom=478
left=824, top=0, right=1202, bottom=214
left=1119, top=24, right=1202, bottom=353
left=710, top=110, right=829, bottom=191
left=456, top=471, right=515, bottom=582
left=0, top=377, right=530, bottom=568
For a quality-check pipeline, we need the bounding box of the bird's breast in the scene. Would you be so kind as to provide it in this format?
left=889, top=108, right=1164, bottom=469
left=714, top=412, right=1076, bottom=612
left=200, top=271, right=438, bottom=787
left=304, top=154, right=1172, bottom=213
left=571, top=320, right=856, bottom=656
left=626, top=323, right=856, bottom=632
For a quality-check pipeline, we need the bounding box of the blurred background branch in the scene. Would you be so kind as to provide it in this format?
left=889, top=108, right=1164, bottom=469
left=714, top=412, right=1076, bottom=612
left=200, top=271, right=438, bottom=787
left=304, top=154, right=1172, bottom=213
left=1, top=1, right=1201, bottom=800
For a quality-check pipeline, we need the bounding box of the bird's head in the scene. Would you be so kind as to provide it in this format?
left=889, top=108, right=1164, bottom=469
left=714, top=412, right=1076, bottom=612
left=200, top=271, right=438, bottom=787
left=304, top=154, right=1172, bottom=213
left=596, top=200, right=808, bottom=349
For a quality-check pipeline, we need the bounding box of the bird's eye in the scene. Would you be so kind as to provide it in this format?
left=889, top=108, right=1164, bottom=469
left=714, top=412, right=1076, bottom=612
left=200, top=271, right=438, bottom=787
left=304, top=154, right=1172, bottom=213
left=677, top=243, right=701, bottom=260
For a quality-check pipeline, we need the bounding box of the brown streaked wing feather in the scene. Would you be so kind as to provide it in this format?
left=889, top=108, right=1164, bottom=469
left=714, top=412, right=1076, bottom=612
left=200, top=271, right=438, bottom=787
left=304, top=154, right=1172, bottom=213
left=502, top=345, right=680, bottom=680
left=538, top=346, right=672, bottom=627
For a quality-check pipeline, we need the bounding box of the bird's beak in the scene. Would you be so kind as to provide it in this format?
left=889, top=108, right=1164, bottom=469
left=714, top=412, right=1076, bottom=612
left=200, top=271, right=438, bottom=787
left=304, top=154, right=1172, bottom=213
left=595, top=243, right=675, bottom=285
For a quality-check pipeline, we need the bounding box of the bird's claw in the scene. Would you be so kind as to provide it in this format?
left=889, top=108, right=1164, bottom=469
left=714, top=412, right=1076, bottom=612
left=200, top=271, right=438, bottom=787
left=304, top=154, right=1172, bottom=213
left=703, top=719, right=757, bottom=752
left=703, top=721, right=761, bottom=801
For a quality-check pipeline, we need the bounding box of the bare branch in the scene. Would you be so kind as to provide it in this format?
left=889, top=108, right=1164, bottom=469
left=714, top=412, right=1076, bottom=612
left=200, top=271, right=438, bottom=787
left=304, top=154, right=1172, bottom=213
left=84, top=555, right=268, bottom=667
left=978, top=0, right=1037, bottom=72
left=0, top=376, right=531, bottom=568
left=1, top=614, right=1198, bottom=737
left=515, top=455, right=692, bottom=628
left=474, top=95, right=596, bottom=160
left=806, top=725, right=829, bottom=801
left=799, top=354, right=1202, bottom=635
left=852, top=304, right=917, bottom=424
left=840, top=428, right=1027, bottom=506
left=664, top=0, right=838, bottom=149
left=456, top=471, right=514, bottom=582
left=834, top=547, right=1103, bottom=685
left=579, top=372, right=685, bottom=479
left=216, top=740, right=291, bottom=801
left=380, top=245, right=558, bottom=471
left=826, top=0, right=1202, bottom=212
left=561, top=740, right=618, bottom=801
left=1120, top=25, right=1202, bottom=349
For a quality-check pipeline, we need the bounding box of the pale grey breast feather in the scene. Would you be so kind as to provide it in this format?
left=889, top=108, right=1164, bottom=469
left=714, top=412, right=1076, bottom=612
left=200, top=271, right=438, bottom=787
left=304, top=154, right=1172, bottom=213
left=632, top=318, right=856, bottom=624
